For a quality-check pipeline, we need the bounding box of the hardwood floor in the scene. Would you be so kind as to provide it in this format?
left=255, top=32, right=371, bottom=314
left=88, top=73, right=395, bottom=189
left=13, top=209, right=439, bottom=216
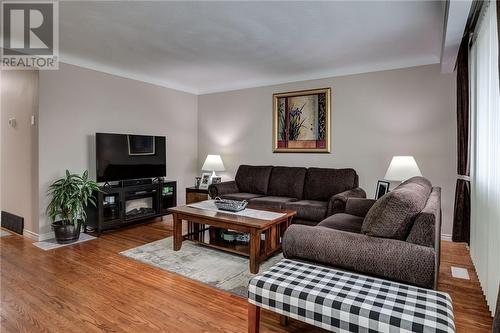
left=438, top=240, right=494, bottom=332
left=0, top=217, right=493, bottom=332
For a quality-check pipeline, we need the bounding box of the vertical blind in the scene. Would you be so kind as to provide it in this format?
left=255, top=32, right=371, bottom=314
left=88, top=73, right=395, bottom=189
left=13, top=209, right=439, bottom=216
left=470, top=0, right=500, bottom=314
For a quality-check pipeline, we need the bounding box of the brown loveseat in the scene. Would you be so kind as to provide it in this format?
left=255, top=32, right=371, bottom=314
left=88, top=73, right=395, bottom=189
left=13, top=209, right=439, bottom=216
left=282, top=176, right=442, bottom=289
left=208, top=165, right=366, bottom=225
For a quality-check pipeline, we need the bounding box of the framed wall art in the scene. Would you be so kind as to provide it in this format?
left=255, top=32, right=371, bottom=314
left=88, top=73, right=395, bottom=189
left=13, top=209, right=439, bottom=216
left=273, top=87, right=331, bottom=153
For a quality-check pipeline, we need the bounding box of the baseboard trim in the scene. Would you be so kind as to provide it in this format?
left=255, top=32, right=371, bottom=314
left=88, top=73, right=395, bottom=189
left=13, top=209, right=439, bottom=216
left=23, top=230, right=55, bottom=241
left=441, top=233, right=452, bottom=242
left=23, top=229, right=40, bottom=241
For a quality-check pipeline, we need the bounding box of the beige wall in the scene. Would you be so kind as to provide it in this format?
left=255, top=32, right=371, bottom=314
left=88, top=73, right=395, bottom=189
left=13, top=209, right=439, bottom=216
left=1, top=70, right=39, bottom=234
left=7, top=63, right=456, bottom=237
left=198, top=64, right=457, bottom=235
left=38, top=63, right=198, bottom=236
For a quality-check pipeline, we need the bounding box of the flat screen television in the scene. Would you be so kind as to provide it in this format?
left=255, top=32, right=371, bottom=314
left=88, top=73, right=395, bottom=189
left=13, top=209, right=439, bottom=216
left=96, top=133, right=166, bottom=182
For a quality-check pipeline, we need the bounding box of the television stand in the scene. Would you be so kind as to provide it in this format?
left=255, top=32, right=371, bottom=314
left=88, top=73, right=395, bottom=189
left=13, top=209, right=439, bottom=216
left=85, top=180, right=176, bottom=235
left=119, top=178, right=153, bottom=187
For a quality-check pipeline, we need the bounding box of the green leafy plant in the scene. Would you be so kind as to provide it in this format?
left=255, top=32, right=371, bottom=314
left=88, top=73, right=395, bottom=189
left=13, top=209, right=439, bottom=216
left=317, top=93, right=326, bottom=140
left=278, top=101, right=307, bottom=141
left=278, top=100, right=287, bottom=140
left=288, top=103, right=306, bottom=141
left=47, top=170, right=100, bottom=225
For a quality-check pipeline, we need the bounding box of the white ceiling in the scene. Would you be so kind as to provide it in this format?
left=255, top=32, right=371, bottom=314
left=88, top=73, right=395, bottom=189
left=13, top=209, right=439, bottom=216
left=59, top=1, right=446, bottom=95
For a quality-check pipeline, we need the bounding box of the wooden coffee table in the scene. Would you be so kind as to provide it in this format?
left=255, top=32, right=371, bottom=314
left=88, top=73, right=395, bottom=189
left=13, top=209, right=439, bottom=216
left=168, top=205, right=296, bottom=274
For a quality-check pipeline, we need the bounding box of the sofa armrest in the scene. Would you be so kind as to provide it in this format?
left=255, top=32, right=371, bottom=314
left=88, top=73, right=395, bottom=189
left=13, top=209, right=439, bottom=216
left=345, top=198, right=376, bottom=218
left=208, top=181, right=239, bottom=198
left=282, top=224, right=436, bottom=289
left=328, top=187, right=366, bottom=216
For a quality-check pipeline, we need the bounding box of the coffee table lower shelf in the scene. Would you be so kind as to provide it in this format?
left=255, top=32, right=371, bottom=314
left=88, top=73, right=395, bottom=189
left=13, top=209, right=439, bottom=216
left=169, top=207, right=296, bottom=274
left=184, top=229, right=282, bottom=259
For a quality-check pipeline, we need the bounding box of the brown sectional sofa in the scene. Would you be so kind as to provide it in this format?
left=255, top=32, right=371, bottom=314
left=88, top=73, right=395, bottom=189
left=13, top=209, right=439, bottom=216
left=282, top=176, right=442, bottom=289
left=208, top=165, right=366, bottom=225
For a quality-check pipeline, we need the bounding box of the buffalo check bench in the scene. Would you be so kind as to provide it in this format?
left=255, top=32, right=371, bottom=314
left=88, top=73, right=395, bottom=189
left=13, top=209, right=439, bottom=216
left=248, top=259, right=455, bottom=333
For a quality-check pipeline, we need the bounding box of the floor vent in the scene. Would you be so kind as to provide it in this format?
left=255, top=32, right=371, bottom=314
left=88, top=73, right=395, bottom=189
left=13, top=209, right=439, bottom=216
left=451, top=266, right=470, bottom=280
left=1, top=211, right=24, bottom=235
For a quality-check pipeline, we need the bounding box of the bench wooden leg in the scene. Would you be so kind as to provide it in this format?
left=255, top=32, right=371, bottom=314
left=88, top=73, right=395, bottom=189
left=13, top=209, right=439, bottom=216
left=279, top=314, right=289, bottom=327
left=248, top=303, right=260, bottom=333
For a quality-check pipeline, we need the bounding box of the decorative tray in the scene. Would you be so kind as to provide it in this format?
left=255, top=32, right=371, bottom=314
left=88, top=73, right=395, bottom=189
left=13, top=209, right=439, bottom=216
left=214, top=197, right=248, bottom=212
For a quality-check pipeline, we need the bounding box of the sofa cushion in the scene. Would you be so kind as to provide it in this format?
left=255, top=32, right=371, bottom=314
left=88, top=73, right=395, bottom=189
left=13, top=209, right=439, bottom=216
left=248, top=196, right=298, bottom=210
left=291, top=219, right=319, bottom=226
left=303, top=168, right=358, bottom=201
left=235, top=165, right=273, bottom=195
left=345, top=198, right=377, bottom=218
left=361, top=176, right=432, bottom=240
left=284, top=200, right=328, bottom=222
left=318, top=213, right=364, bottom=233
left=220, top=193, right=264, bottom=201
left=268, top=166, right=307, bottom=199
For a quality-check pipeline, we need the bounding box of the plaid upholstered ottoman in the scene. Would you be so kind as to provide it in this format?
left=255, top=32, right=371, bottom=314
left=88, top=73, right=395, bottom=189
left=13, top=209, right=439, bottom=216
left=248, top=259, right=455, bottom=333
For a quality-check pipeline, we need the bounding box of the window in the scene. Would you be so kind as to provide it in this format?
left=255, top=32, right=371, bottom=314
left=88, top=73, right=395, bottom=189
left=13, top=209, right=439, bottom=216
left=469, top=0, right=500, bottom=313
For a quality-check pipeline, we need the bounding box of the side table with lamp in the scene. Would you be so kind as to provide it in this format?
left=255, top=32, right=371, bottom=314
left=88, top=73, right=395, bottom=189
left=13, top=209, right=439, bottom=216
left=376, top=155, right=422, bottom=199
left=201, top=154, right=225, bottom=187
left=186, top=154, right=226, bottom=240
left=187, top=154, right=226, bottom=203
left=384, top=155, right=422, bottom=185
left=186, top=187, right=209, bottom=204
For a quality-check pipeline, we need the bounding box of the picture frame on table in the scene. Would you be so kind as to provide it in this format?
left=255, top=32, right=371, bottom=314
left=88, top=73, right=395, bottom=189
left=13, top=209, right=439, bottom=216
left=375, top=180, right=390, bottom=199
left=199, top=173, right=212, bottom=189
left=211, top=176, right=222, bottom=184
left=194, top=176, right=202, bottom=189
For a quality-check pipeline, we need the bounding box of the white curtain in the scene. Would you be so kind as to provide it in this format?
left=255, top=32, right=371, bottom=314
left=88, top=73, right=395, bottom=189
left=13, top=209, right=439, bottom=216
left=470, top=0, right=500, bottom=314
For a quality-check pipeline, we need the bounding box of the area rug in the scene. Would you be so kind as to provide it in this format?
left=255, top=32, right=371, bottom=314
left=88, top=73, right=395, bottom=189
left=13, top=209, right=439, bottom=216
left=33, top=233, right=96, bottom=250
left=120, top=237, right=283, bottom=297
left=0, top=229, right=12, bottom=237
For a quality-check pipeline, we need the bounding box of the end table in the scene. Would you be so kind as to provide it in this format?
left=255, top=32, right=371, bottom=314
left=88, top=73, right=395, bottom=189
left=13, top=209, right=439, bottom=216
left=186, top=187, right=210, bottom=204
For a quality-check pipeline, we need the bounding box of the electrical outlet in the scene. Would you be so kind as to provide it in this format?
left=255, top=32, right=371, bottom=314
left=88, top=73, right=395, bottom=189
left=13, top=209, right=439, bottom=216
left=8, top=118, right=16, bottom=128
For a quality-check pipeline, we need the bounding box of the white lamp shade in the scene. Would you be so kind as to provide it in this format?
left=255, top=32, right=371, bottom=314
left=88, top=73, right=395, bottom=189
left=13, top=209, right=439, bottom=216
left=384, top=156, right=422, bottom=181
left=202, top=154, right=225, bottom=172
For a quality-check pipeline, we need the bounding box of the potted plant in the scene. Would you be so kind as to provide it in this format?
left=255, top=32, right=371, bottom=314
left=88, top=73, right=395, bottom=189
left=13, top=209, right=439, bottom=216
left=47, top=170, right=100, bottom=244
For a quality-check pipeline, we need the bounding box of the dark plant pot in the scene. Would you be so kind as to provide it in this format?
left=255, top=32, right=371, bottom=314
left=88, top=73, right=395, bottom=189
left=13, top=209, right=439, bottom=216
left=52, top=221, right=81, bottom=244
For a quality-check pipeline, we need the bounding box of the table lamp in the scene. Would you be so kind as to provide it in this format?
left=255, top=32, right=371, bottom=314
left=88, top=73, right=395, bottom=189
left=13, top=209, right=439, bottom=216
left=202, top=154, right=225, bottom=177
left=384, top=156, right=422, bottom=182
